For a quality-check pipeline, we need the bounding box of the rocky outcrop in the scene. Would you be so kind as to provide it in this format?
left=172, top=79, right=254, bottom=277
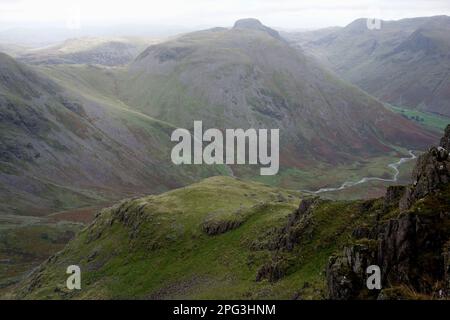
left=202, top=219, right=243, bottom=236
left=443, top=241, right=450, bottom=295
left=400, top=125, right=450, bottom=211
left=327, top=208, right=450, bottom=299
left=327, top=243, right=378, bottom=300
left=272, top=197, right=320, bottom=251
left=233, top=18, right=282, bottom=40
left=327, top=125, right=450, bottom=300
left=441, top=125, right=450, bottom=150
left=377, top=212, right=447, bottom=292
left=253, top=198, right=321, bottom=283
left=384, top=186, right=406, bottom=210
left=256, top=257, right=289, bottom=282
left=200, top=205, right=264, bottom=236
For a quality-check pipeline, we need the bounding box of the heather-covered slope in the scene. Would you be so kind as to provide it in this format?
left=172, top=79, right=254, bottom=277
left=287, top=16, right=450, bottom=117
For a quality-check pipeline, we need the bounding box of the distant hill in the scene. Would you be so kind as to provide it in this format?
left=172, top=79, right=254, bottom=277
left=123, top=18, right=436, bottom=169
left=286, top=16, right=450, bottom=117
left=0, top=43, right=28, bottom=57
left=0, top=52, right=224, bottom=215
left=17, top=37, right=160, bottom=66
left=0, top=19, right=439, bottom=215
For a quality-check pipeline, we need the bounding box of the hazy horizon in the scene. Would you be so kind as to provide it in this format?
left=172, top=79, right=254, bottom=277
left=1, top=0, right=450, bottom=45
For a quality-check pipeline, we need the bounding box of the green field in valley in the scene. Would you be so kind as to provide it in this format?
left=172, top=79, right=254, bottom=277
left=387, top=104, right=450, bottom=132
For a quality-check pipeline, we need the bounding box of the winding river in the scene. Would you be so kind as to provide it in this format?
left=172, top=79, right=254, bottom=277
left=302, top=150, right=417, bottom=194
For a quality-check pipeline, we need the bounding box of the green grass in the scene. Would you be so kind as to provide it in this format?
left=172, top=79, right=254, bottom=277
left=386, top=104, right=450, bottom=132
left=12, top=176, right=376, bottom=300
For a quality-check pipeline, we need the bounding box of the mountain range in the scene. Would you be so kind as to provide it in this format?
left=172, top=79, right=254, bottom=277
left=0, top=19, right=438, bottom=216
left=0, top=18, right=448, bottom=298
left=286, top=16, right=450, bottom=117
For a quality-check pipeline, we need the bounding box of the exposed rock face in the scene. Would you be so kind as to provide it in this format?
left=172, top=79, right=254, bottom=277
left=327, top=125, right=450, bottom=300
left=327, top=243, right=378, bottom=300
left=384, top=186, right=406, bottom=210
left=273, top=197, right=320, bottom=251
left=441, top=125, right=450, bottom=150
left=400, top=125, right=450, bottom=211
left=202, top=219, right=243, bottom=236
left=377, top=213, right=448, bottom=291
left=233, top=18, right=282, bottom=40
left=444, top=242, right=450, bottom=294
left=328, top=209, right=450, bottom=299
left=256, top=257, right=289, bottom=282
left=254, top=198, right=321, bottom=282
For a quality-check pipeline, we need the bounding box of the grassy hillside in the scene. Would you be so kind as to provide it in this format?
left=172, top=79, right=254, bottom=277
left=12, top=176, right=378, bottom=299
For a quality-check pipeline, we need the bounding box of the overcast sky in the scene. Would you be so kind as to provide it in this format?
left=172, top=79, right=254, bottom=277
left=1, top=0, right=450, bottom=31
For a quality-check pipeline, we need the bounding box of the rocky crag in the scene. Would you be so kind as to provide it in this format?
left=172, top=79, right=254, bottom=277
left=327, top=124, right=450, bottom=299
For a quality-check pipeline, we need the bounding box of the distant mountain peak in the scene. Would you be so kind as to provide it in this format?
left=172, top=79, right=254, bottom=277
left=233, top=18, right=282, bottom=40
left=233, top=18, right=264, bottom=29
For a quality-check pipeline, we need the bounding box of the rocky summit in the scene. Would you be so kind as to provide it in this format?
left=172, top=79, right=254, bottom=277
left=233, top=18, right=282, bottom=40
